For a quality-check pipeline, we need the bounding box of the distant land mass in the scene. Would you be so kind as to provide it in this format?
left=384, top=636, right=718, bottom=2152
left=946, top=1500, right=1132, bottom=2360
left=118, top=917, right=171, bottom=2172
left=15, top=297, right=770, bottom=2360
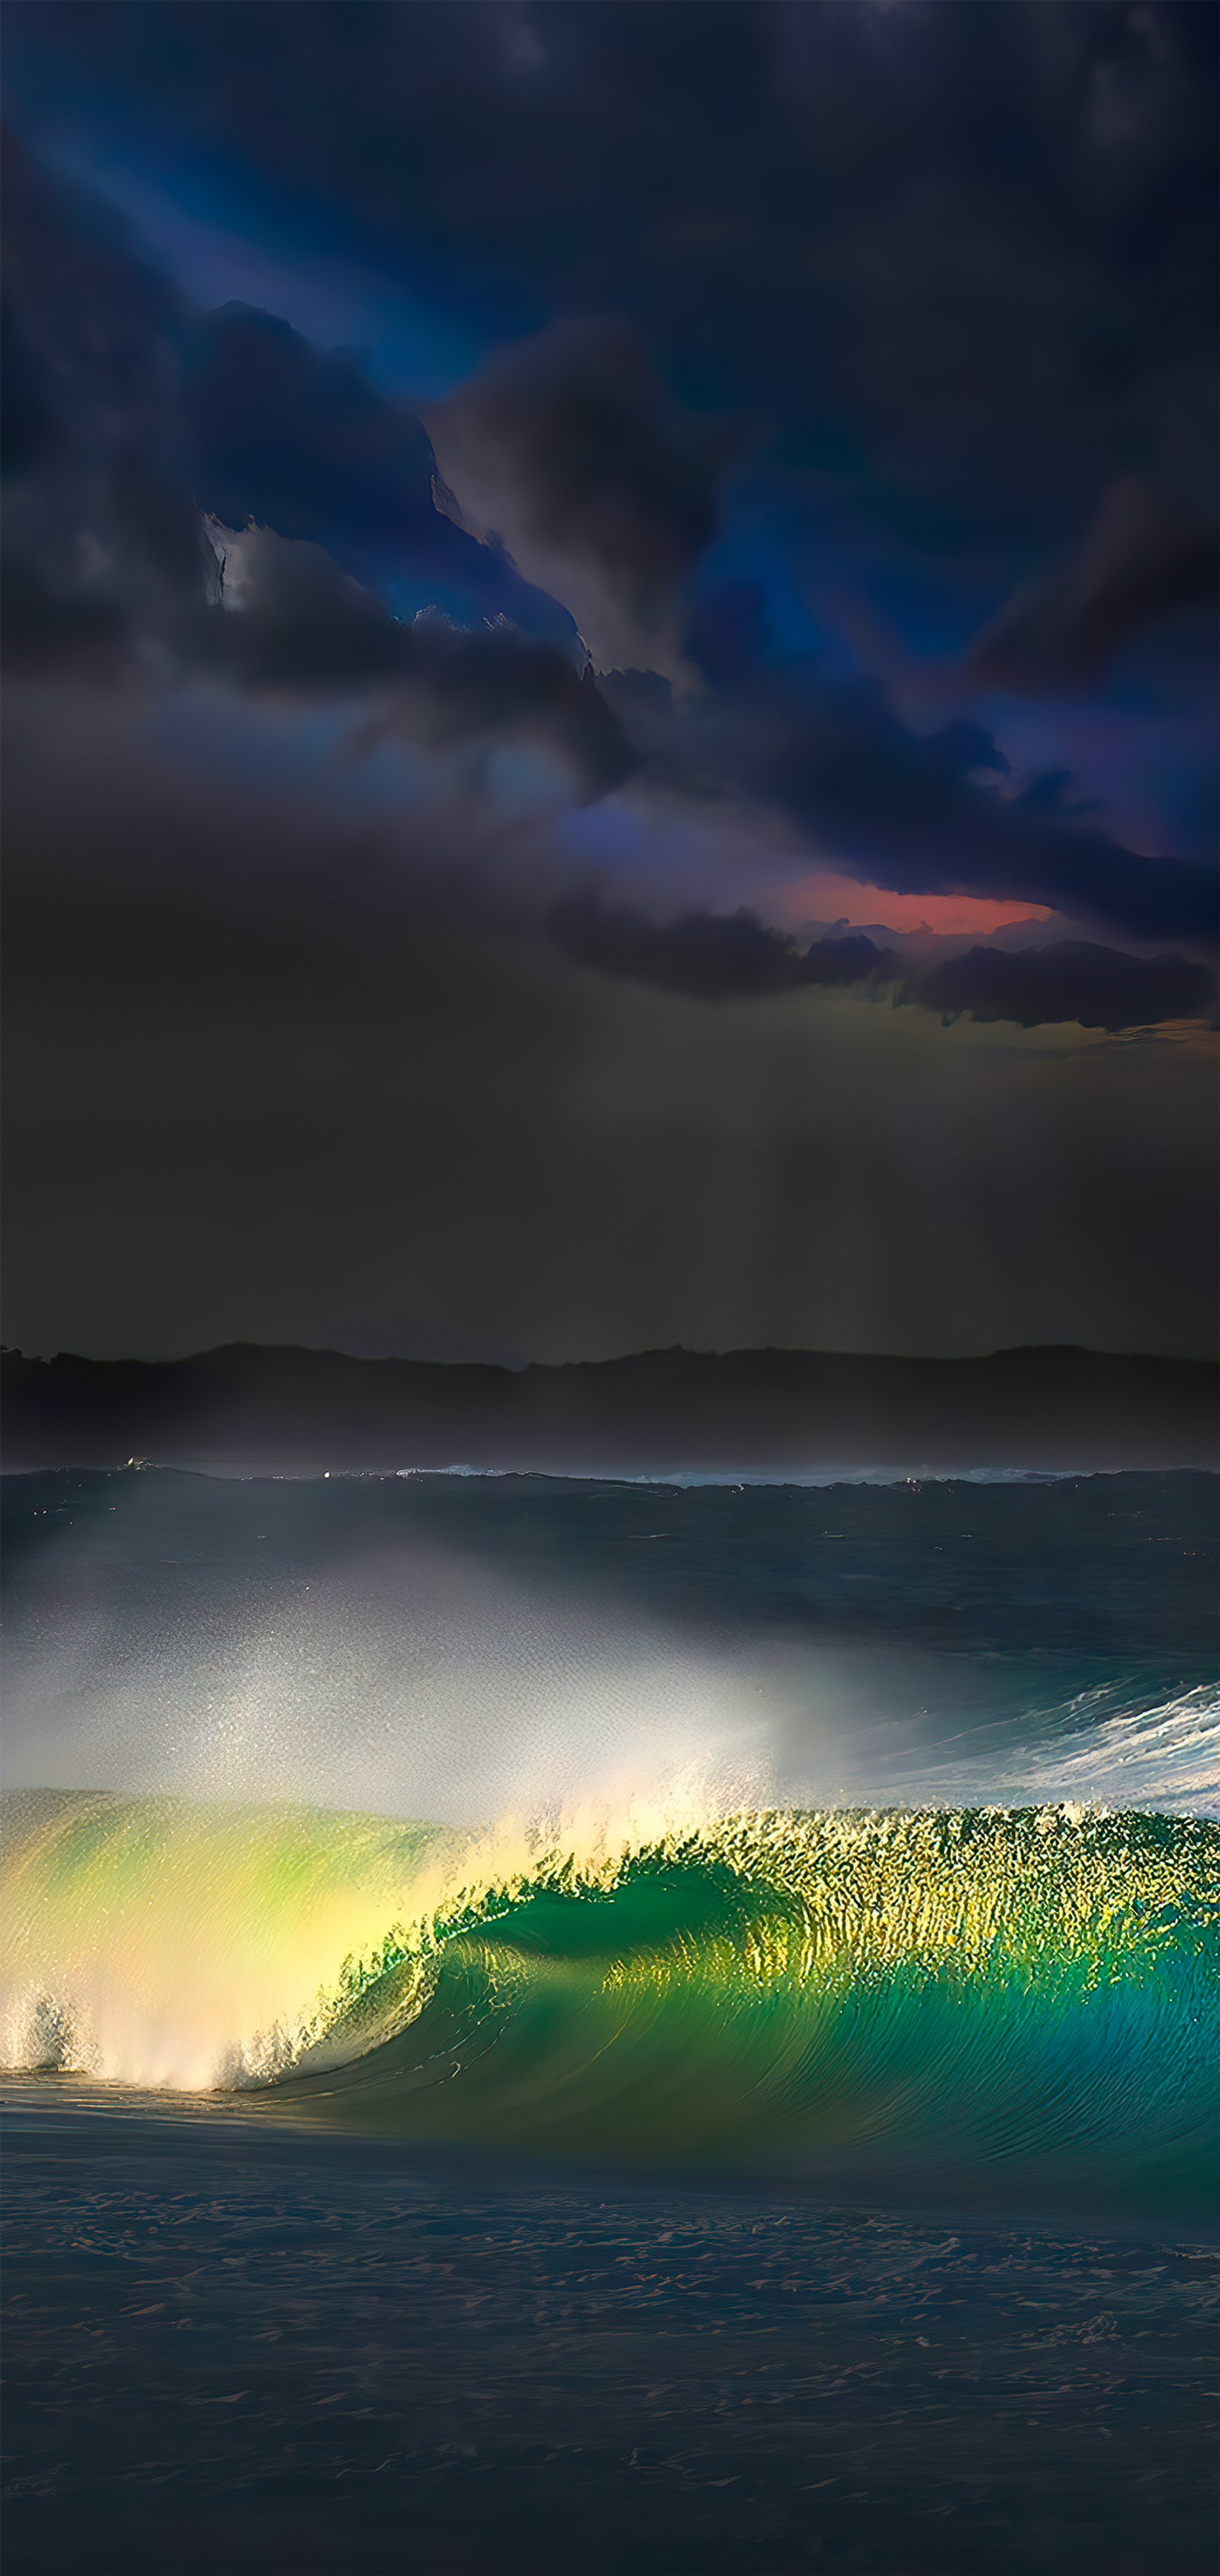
left=2, top=1344, right=1215, bottom=1476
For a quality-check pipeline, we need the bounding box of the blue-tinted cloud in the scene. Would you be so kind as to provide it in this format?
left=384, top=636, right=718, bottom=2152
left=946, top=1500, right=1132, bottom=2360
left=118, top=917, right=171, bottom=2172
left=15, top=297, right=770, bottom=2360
left=3, top=114, right=1215, bottom=952
left=967, top=477, right=1219, bottom=692
left=428, top=320, right=729, bottom=677
left=665, top=638, right=1218, bottom=946
left=182, top=302, right=576, bottom=641
left=0, top=133, right=621, bottom=792
left=8, top=2, right=1214, bottom=530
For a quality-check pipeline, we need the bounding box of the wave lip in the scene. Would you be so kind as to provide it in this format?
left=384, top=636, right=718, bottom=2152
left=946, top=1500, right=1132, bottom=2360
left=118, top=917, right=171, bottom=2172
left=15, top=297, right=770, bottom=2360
left=5, top=1791, right=1215, bottom=2212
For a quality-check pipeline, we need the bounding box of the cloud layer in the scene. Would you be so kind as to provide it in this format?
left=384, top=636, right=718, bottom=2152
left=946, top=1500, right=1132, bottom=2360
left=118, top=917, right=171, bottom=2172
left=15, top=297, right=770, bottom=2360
left=4, top=123, right=1214, bottom=956
left=6, top=686, right=1215, bottom=1364
left=1, top=11, right=1215, bottom=1363
left=551, top=894, right=1217, bottom=1032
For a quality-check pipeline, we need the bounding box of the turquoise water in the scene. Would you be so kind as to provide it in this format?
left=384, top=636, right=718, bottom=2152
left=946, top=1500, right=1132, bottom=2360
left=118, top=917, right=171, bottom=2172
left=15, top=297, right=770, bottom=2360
left=4, top=1793, right=1216, bottom=2216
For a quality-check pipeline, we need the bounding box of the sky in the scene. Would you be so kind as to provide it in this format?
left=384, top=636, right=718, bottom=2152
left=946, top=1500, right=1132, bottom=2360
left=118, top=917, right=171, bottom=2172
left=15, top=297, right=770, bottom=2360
left=2, top=0, right=1217, bottom=1364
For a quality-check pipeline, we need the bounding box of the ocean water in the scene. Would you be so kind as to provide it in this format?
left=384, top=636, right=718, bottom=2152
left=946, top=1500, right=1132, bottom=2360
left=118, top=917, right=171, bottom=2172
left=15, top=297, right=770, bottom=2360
left=5, top=1790, right=1217, bottom=2218
left=2, top=1468, right=1217, bottom=2571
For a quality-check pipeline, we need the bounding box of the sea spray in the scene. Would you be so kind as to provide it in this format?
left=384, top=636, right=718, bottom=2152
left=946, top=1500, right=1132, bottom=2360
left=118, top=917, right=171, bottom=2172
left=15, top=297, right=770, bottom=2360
left=2, top=1789, right=1215, bottom=2208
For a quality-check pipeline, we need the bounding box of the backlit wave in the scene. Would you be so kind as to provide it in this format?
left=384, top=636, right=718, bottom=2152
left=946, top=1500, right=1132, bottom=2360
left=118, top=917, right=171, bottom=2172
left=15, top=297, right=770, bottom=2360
left=3, top=1788, right=1216, bottom=2211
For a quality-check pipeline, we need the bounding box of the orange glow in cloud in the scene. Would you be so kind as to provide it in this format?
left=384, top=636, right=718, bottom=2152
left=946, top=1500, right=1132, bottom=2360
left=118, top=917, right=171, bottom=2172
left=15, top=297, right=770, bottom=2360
left=773, top=871, right=1054, bottom=940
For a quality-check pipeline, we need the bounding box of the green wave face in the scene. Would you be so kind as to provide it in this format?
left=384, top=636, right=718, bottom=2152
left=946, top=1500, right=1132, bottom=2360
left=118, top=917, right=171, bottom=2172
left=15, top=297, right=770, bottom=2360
left=3, top=1794, right=1217, bottom=2214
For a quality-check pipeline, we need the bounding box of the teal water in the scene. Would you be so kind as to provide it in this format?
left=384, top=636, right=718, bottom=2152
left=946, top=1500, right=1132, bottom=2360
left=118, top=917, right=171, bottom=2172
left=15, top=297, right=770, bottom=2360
left=4, top=1794, right=1216, bottom=2218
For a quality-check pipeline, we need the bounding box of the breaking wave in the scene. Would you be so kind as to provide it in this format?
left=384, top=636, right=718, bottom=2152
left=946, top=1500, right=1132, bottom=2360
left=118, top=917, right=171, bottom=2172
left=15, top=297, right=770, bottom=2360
left=3, top=1787, right=1216, bottom=2211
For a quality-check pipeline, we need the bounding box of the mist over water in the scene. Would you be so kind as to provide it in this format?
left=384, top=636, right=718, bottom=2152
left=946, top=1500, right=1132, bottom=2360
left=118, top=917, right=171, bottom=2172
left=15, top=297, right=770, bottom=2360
left=4, top=1466, right=1217, bottom=1816
left=2, top=1519, right=766, bottom=1823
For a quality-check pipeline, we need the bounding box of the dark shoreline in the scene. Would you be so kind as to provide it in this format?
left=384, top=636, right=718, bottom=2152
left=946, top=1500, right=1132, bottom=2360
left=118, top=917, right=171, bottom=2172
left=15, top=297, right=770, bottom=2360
left=4, top=1341, right=1216, bottom=1474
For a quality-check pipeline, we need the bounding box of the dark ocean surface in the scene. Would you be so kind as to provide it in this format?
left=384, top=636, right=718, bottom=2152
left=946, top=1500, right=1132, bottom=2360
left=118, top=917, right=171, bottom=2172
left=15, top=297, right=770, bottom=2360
left=4, top=2095, right=1216, bottom=2576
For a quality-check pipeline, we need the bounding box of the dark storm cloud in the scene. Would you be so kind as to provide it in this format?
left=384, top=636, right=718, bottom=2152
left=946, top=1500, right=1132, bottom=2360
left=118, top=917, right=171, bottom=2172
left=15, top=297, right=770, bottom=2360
left=912, top=941, right=1218, bottom=1035
left=1, top=496, right=629, bottom=798
left=0, top=5, right=1212, bottom=1374
left=5, top=130, right=1215, bottom=949
left=1, top=133, right=214, bottom=661
left=9, top=0, right=1214, bottom=535
left=0, top=123, right=180, bottom=453
left=590, top=591, right=1218, bottom=949
left=6, top=686, right=1216, bottom=1363
left=549, top=892, right=1216, bottom=1033
left=551, top=895, right=898, bottom=1004
left=427, top=320, right=728, bottom=676
left=1, top=554, right=134, bottom=678
left=675, top=649, right=1218, bottom=947
left=0, top=133, right=629, bottom=796
left=182, top=301, right=577, bottom=641
left=967, top=477, right=1220, bottom=692
left=203, top=523, right=629, bottom=795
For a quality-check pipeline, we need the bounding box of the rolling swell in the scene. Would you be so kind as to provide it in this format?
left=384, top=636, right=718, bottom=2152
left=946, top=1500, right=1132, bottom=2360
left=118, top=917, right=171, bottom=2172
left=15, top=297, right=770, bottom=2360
left=4, top=1793, right=1216, bottom=2211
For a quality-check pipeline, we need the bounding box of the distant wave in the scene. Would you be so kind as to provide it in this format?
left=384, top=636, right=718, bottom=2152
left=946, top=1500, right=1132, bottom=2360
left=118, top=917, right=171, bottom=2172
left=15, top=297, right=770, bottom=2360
left=3, top=1788, right=1216, bottom=2211
left=394, top=1466, right=1198, bottom=1487
left=902, top=1683, right=1220, bottom=1817
left=989, top=1683, right=1220, bottom=1813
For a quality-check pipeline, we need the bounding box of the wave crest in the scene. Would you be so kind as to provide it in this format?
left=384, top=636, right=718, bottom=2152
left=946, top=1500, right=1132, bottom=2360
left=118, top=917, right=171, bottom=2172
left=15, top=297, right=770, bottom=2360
left=5, top=1791, right=1215, bottom=2207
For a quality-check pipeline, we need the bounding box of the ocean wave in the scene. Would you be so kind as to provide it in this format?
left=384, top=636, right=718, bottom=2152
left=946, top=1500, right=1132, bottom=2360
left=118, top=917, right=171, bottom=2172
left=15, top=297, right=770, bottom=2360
left=3, top=1788, right=1216, bottom=2207
left=901, top=1683, right=1220, bottom=1816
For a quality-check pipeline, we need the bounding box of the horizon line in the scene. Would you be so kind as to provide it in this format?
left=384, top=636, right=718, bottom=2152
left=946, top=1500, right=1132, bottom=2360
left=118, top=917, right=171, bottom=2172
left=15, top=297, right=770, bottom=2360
left=5, top=1341, right=1217, bottom=1372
